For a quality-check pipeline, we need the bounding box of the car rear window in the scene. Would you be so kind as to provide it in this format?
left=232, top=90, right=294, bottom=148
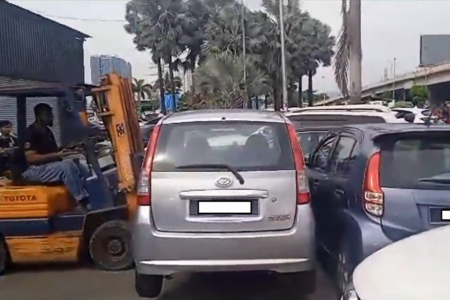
left=152, top=122, right=295, bottom=172
left=297, top=131, right=327, bottom=155
left=380, top=134, right=450, bottom=189
left=288, top=115, right=386, bottom=127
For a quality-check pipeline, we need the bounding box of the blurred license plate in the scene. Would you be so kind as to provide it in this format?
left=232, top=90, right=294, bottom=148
left=198, top=201, right=252, bottom=214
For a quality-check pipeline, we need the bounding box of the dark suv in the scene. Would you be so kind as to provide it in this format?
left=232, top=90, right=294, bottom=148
left=307, top=123, right=450, bottom=294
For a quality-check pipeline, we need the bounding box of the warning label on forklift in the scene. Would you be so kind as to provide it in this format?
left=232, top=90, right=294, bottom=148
left=2, top=195, right=37, bottom=202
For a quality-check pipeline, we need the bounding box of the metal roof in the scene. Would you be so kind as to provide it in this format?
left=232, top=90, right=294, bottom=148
left=2, top=1, right=90, bottom=39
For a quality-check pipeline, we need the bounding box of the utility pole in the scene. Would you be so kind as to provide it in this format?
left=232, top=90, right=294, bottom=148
left=348, top=0, right=362, bottom=104
left=241, top=0, right=248, bottom=108
left=279, top=0, right=288, bottom=111
left=391, top=57, right=396, bottom=101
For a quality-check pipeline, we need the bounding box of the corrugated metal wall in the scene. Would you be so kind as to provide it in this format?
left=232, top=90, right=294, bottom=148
left=26, top=97, right=62, bottom=146
left=0, top=1, right=87, bottom=84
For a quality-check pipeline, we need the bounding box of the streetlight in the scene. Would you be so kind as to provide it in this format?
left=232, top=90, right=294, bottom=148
left=388, top=58, right=396, bottom=100
left=279, top=0, right=288, bottom=111
left=241, top=0, right=248, bottom=108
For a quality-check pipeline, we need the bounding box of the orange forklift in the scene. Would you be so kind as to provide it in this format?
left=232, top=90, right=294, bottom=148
left=0, top=73, right=144, bottom=274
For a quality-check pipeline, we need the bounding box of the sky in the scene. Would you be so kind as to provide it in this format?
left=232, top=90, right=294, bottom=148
left=9, top=0, right=450, bottom=93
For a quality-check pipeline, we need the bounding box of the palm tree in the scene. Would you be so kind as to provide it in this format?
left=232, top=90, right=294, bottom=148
left=132, top=78, right=153, bottom=108
left=333, top=0, right=362, bottom=104
left=195, top=53, right=268, bottom=108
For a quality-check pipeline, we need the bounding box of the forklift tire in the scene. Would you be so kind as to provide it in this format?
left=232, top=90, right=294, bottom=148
left=0, top=237, right=8, bottom=276
left=89, top=220, right=134, bottom=271
left=135, top=270, right=163, bottom=298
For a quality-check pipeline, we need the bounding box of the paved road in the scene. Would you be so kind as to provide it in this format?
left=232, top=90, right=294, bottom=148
left=0, top=266, right=336, bottom=300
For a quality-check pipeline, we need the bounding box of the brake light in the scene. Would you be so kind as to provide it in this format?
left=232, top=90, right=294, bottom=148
left=287, top=124, right=310, bottom=204
left=137, top=125, right=161, bottom=205
left=363, top=152, right=384, bottom=216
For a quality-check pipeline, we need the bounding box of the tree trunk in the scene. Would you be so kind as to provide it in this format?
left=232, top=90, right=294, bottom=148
left=247, top=95, right=252, bottom=109
left=298, top=75, right=303, bottom=107
left=190, top=68, right=196, bottom=94
left=307, top=71, right=314, bottom=107
left=255, top=96, right=259, bottom=109
left=157, top=58, right=166, bottom=114
left=349, top=0, right=362, bottom=104
left=168, top=56, right=177, bottom=112
left=264, top=94, right=268, bottom=109
left=273, top=84, right=281, bottom=111
left=137, top=92, right=142, bottom=115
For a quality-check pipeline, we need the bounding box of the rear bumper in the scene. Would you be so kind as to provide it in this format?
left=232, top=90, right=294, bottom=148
left=133, top=205, right=316, bottom=276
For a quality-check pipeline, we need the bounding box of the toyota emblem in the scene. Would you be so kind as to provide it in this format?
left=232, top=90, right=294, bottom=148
left=215, top=176, right=233, bottom=188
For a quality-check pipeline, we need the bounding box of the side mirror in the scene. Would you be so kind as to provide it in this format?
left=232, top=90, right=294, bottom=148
left=404, top=113, right=416, bottom=123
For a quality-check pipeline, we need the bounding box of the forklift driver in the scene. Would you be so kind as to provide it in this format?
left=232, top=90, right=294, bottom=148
left=21, top=103, right=90, bottom=213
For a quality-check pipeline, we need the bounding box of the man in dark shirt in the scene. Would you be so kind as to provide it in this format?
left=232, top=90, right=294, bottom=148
left=21, top=103, right=90, bottom=212
left=0, top=120, right=18, bottom=176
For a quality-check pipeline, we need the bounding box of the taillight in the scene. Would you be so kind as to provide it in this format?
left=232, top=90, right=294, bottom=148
left=137, top=125, right=161, bottom=206
left=363, top=152, right=384, bottom=216
left=287, top=124, right=310, bottom=204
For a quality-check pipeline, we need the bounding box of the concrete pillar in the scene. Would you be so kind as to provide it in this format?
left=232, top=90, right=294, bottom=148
left=428, top=82, right=450, bottom=104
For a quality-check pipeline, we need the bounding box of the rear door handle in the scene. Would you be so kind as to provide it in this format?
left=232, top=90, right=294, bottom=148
left=334, top=189, right=344, bottom=197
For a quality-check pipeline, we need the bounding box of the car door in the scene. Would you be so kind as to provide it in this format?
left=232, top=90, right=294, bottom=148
left=307, top=135, right=338, bottom=247
left=325, top=134, right=358, bottom=256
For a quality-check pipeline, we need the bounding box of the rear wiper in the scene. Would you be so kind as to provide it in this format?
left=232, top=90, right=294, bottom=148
left=419, top=178, right=450, bottom=184
left=176, top=164, right=245, bottom=184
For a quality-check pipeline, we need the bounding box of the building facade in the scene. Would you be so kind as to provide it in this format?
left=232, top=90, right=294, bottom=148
left=90, top=55, right=132, bottom=85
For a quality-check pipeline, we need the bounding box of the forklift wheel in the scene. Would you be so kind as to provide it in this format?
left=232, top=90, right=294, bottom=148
left=89, top=220, right=134, bottom=271
left=0, top=237, right=8, bottom=276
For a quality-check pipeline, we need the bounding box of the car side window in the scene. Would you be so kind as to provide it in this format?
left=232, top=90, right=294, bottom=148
left=310, top=136, right=337, bottom=170
left=329, top=136, right=357, bottom=174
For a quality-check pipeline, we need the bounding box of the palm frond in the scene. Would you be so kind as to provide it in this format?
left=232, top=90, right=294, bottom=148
left=333, top=0, right=350, bottom=98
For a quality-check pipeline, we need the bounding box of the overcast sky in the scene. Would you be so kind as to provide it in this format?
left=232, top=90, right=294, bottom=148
left=9, top=0, right=450, bottom=93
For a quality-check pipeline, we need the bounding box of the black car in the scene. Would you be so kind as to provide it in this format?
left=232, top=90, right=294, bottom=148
left=307, top=123, right=450, bottom=295
left=296, top=126, right=334, bottom=157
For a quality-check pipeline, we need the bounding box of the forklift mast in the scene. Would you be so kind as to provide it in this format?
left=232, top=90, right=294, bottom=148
left=91, top=73, right=144, bottom=214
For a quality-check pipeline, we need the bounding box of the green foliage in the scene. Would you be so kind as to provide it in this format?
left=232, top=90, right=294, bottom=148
left=409, top=85, right=429, bottom=99
left=124, top=0, right=335, bottom=111
left=394, top=101, right=413, bottom=108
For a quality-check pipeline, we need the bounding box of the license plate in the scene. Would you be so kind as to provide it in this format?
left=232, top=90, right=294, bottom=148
left=429, top=207, right=450, bottom=223
left=197, top=201, right=252, bottom=214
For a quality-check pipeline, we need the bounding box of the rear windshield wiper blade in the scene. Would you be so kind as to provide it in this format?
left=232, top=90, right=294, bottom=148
left=176, top=164, right=245, bottom=184
left=419, top=178, right=450, bottom=184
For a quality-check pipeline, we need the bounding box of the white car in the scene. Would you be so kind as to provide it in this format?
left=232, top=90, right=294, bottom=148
left=342, top=224, right=450, bottom=300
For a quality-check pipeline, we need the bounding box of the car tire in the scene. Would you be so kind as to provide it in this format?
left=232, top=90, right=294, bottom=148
left=282, top=270, right=316, bottom=294
left=0, top=237, right=8, bottom=276
left=89, top=220, right=134, bottom=271
left=335, top=239, right=356, bottom=296
left=135, top=271, right=164, bottom=298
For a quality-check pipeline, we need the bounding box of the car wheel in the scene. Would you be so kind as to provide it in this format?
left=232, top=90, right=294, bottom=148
left=0, top=237, right=7, bottom=276
left=335, top=241, right=355, bottom=296
left=281, top=270, right=316, bottom=294
left=135, top=271, right=164, bottom=298
left=89, top=220, right=134, bottom=271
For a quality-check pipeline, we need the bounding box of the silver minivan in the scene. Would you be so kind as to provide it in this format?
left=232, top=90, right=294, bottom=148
left=133, top=110, right=316, bottom=298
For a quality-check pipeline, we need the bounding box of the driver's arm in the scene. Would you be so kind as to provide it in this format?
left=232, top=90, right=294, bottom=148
left=23, top=132, right=61, bottom=164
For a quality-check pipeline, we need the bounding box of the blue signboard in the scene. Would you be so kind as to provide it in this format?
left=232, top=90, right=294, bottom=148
left=164, top=92, right=180, bottom=112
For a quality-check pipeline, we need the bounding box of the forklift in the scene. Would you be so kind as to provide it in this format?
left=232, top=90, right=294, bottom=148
left=0, top=73, right=144, bottom=274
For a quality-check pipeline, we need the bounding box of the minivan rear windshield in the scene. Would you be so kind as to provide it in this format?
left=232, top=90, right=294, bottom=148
left=152, top=122, right=295, bottom=172
left=380, top=134, right=450, bottom=189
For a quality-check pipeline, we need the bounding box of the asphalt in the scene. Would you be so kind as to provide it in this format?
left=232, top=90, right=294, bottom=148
left=0, top=266, right=336, bottom=300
